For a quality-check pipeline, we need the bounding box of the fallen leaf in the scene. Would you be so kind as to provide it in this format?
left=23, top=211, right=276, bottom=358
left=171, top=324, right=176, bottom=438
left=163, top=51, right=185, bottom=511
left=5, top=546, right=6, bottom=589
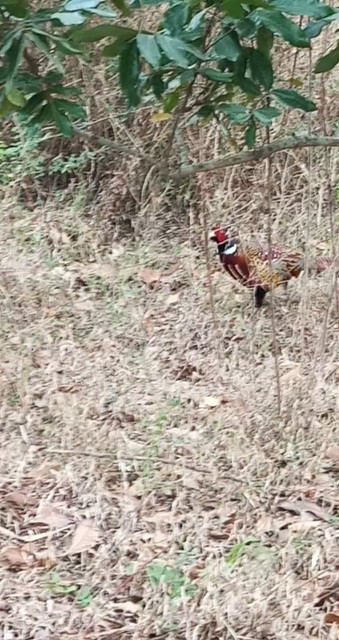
left=164, top=263, right=179, bottom=276
left=288, top=520, right=321, bottom=533
left=208, top=529, right=231, bottom=540
left=204, top=396, right=222, bottom=409
left=189, top=564, right=205, bottom=579
left=111, top=243, right=124, bottom=260
left=139, top=269, right=161, bottom=287
left=165, top=293, right=180, bottom=307
left=145, top=315, right=154, bottom=334
left=0, top=600, right=10, bottom=612
left=66, top=520, right=99, bottom=555
left=6, top=491, right=36, bottom=508
left=256, top=514, right=274, bottom=533
left=29, top=463, right=60, bottom=480
left=143, top=511, right=174, bottom=524
left=88, top=264, right=115, bottom=278
left=151, top=112, right=172, bottom=123
left=314, top=583, right=339, bottom=607
left=0, top=546, right=35, bottom=569
left=324, top=613, right=339, bottom=625
left=325, top=446, right=339, bottom=461
left=114, top=412, right=136, bottom=424
left=175, top=363, right=200, bottom=381
left=34, top=506, right=70, bottom=529
left=277, top=499, right=329, bottom=522
left=49, top=226, right=61, bottom=245
left=113, top=600, right=141, bottom=614
left=281, top=367, right=301, bottom=383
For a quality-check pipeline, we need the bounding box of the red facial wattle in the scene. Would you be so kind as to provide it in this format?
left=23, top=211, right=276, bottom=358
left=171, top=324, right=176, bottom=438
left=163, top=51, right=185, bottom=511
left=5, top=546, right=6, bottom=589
left=213, top=227, right=228, bottom=244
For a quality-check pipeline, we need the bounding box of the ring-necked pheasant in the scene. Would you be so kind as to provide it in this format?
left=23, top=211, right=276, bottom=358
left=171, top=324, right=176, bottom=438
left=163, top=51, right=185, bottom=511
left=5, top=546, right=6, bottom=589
left=210, top=226, right=336, bottom=308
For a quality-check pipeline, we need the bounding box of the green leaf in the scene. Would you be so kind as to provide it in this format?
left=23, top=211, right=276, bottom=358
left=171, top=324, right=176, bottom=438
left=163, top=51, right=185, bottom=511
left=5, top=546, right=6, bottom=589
left=315, top=42, right=339, bottom=73
left=54, top=98, right=87, bottom=119
left=235, top=76, right=261, bottom=96
left=109, top=0, right=131, bottom=17
left=213, top=34, right=242, bottom=62
left=199, top=68, right=233, bottom=83
left=53, top=38, right=83, bottom=55
left=0, top=29, right=21, bottom=56
left=44, top=71, right=64, bottom=84
left=0, top=95, right=18, bottom=118
left=5, top=87, right=26, bottom=108
left=50, top=103, right=74, bottom=137
left=21, top=91, right=46, bottom=116
left=270, top=0, right=334, bottom=19
left=303, top=20, right=326, bottom=38
left=85, top=7, right=117, bottom=17
left=236, top=17, right=258, bottom=38
left=27, top=31, right=64, bottom=73
left=30, top=103, right=54, bottom=126
left=102, top=40, right=125, bottom=57
left=119, top=39, right=140, bottom=107
left=64, top=0, right=102, bottom=9
left=221, top=0, right=245, bottom=19
left=240, top=0, right=272, bottom=6
left=216, top=103, right=251, bottom=124
left=187, top=10, right=206, bottom=34
left=196, top=104, right=214, bottom=118
left=180, top=42, right=206, bottom=61
left=164, top=3, right=190, bottom=36
left=253, top=106, right=281, bottom=124
left=1, top=0, right=29, bottom=18
left=51, top=11, right=86, bottom=25
left=137, top=34, right=161, bottom=69
left=27, top=31, right=51, bottom=57
left=273, top=89, right=316, bottom=111
left=156, top=35, right=189, bottom=68
left=163, top=89, right=180, bottom=112
left=257, top=27, right=273, bottom=57
left=73, top=24, right=136, bottom=43
left=5, top=34, right=26, bottom=87
left=245, top=119, right=256, bottom=148
left=303, top=13, right=339, bottom=39
left=181, top=69, right=196, bottom=86
left=52, top=84, right=81, bottom=96
left=151, top=73, right=165, bottom=99
left=14, top=72, right=43, bottom=94
left=247, top=48, right=273, bottom=90
left=253, top=9, right=310, bottom=47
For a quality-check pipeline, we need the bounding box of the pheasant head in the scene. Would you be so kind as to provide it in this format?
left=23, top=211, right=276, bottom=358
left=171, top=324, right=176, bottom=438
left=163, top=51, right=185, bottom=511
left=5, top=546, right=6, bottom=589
left=210, top=226, right=238, bottom=258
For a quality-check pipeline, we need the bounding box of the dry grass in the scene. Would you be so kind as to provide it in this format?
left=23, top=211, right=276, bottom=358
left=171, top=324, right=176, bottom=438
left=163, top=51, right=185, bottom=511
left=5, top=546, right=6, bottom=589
left=0, top=143, right=338, bottom=640
left=1, top=14, right=339, bottom=639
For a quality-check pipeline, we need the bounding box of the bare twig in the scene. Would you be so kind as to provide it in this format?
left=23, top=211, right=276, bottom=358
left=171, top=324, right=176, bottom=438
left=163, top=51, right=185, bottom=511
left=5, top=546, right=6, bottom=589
left=48, top=449, right=209, bottom=475
left=73, top=126, right=154, bottom=164
left=47, top=449, right=243, bottom=482
left=265, top=126, right=281, bottom=416
left=163, top=82, right=194, bottom=163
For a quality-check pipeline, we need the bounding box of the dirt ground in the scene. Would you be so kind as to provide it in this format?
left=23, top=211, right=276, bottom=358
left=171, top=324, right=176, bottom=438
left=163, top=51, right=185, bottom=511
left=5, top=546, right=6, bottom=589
left=0, top=162, right=338, bottom=640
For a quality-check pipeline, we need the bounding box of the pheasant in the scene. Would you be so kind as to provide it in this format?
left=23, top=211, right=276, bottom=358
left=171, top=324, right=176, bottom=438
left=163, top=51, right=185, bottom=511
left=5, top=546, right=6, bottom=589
left=210, top=226, right=336, bottom=308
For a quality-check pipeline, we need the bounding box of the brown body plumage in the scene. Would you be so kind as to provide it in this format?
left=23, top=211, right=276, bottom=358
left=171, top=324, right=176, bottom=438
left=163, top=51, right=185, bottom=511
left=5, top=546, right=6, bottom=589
left=210, top=227, right=336, bottom=308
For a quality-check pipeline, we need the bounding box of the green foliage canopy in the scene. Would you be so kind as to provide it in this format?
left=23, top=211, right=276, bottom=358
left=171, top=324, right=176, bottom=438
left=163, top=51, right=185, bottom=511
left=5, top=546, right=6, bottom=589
left=0, top=0, right=338, bottom=145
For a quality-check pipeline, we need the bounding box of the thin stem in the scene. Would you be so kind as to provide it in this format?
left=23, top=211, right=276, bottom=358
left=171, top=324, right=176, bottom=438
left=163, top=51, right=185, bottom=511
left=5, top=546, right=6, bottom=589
left=265, top=126, right=281, bottom=416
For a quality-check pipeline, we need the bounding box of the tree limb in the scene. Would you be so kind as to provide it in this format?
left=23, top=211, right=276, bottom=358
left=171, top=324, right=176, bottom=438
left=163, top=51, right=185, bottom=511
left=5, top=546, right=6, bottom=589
left=172, top=136, right=339, bottom=179
left=73, top=125, right=154, bottom=164
left=74, top=129, right=339, bottom=180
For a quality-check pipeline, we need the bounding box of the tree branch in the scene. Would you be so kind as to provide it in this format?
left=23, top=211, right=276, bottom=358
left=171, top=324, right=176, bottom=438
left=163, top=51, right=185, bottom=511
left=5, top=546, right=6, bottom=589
left=172, top=136, right=339, bottom=179
left=73, top=125, right=154, bottom=164
left=73, top=129, right=339, bottom=181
